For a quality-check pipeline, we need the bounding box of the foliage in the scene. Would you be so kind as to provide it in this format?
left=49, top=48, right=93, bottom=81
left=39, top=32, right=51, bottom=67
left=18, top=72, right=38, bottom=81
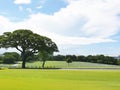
left=38, top=51, right=52, bottom=68
left=66, top=57, right=72, bottom=66
left=0, top=52, right=20, bottom=64
left=3, top=52, right=21, bottom=61
left=53, top=54, right=118, bottom=65
left=0, top=55, right=3, bottom=64
left=0, top=29, right=58, bottom=68
left=3, top=55, right=15, bottom=64
left=2, top=52, right=20, bottom=64
left=52, top=55, right=65, bottom=61
left=77, top=55, right=86, bottom=62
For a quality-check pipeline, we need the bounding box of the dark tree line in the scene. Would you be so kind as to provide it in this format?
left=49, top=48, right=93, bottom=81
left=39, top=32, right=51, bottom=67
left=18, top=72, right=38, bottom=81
left=0, top=52, right=119, bottom=66
left=53, top=54, right=119, bottom=65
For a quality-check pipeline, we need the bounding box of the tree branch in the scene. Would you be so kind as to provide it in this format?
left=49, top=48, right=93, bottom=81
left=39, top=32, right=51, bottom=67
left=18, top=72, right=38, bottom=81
left=15, top=46, right=22, bottom=52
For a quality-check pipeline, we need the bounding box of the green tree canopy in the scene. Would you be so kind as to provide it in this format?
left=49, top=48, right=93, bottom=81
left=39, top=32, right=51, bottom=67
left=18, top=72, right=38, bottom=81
left=0, top=29, right=58, bottom=68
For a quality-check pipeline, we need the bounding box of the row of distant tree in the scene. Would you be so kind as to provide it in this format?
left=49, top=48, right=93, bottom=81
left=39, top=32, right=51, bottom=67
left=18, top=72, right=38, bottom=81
left=53, top=55, right=120, bottom=65
left=0, top=52, right=120, bottom=66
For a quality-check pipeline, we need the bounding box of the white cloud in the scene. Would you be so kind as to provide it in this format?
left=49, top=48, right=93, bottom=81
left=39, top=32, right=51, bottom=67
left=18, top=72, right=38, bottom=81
left=1, top=0, right=120, bottom=54
left=47, top=33, right=115, bottom=46
left=57, top=0, right=120, bottom=38
left=64, top=0, right=80, bottom=4
left=14, top=0, right=31, bottom=4
left=0, top=16, right=14, bottom=34
left=18, top=6, right=23, bottom=11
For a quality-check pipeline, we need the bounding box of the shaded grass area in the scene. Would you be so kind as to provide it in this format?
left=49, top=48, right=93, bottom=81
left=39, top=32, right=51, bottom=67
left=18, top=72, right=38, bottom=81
left=0, top=69, right=120, bottom=90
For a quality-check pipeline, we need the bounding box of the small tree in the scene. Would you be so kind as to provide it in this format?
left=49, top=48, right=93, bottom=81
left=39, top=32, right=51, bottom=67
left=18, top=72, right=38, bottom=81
left=38, top=51, right=51, bottom=68
left=66, top=57, right=72, bottom=66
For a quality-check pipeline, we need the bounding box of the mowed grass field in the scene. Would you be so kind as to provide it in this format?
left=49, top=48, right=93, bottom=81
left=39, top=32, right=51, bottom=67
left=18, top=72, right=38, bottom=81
left=0, top=69, right=120, bottom=90
left=25, top=61, right=120, bottom=69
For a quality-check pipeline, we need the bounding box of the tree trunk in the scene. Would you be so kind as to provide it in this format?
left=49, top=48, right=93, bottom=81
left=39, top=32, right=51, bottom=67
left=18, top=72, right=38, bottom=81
left=21, top=52, right=26, bottom=68
left=42, top=60, right=46, bottom=68
left=22, top=59, right=26, bottom=68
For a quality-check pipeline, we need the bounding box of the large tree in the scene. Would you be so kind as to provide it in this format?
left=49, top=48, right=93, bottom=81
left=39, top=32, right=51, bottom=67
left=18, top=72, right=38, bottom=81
left=0, top=29, right=58, bottom=68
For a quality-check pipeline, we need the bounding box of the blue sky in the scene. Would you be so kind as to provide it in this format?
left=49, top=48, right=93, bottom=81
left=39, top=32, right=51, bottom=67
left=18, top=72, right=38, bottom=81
left=0, top=0, right=120, bottom=56
left=0, top=0, right=67, bottom=21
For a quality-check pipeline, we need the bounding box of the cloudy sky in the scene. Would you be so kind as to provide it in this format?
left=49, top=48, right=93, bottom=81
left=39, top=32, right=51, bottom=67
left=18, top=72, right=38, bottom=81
left=0, top=0, right=120, bottom=56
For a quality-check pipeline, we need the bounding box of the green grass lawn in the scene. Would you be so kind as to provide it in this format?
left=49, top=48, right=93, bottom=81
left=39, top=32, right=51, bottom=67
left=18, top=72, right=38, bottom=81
left=0, top=69, right=120, bottom=90
left=1, top=61, right=120, bottom=69
left=25, top=61, right=120, bottom=69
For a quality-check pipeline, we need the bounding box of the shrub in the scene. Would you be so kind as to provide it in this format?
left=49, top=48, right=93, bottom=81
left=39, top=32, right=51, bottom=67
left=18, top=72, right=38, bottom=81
left=3, top=55, right=15, bottom=64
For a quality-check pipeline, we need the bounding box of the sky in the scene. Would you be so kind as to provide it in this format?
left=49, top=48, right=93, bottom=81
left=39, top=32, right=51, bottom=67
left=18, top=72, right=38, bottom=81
left=0, top=0, right=120, bottom=56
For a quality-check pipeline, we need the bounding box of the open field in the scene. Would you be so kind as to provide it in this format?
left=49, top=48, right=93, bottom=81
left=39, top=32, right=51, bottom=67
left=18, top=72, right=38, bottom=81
left=1, top=61, right=120, bottom=69
left=0, top=69, right=120, bottom=90
left=25, top=61, right=120, bottom=69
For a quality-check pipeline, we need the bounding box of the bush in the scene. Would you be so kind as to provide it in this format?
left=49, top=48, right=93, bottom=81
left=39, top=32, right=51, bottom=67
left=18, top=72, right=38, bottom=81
left=3, top=55, right=15, bottom=64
